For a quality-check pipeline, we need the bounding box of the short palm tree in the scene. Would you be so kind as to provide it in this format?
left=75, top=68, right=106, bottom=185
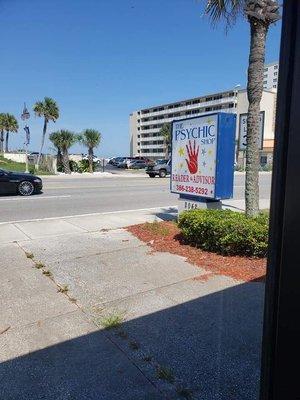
left=50, top=130, right=76, bottom=174
left=79, top=129, right=101, bottom=173
left=33, top=97, right=59, bottom=169
left=3, top=113, right=19, bottom=153
left=159, top=123, right=171, bottom=160
left=202, top=0, right=280, bottom=216
left=0, top=113, right=6, bottom=153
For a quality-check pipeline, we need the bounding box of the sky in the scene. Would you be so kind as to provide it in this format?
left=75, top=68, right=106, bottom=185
left=0, top=0, right=282, bottom=157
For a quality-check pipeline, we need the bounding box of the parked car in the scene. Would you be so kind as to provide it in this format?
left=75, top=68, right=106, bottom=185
left=146, top=159, right=171, bottom=178
left=111, top=157, right=127, bottom=167
left=127, top=160, right=148, bottom=169
left=127, top=158, right=154, bottom=169
left=117, top=157, right=134, bottom=168
left=0, top=169, right=43, bottom=196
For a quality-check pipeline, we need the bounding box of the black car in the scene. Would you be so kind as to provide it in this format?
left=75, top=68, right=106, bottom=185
left=0, top=169, right=43, bottom=196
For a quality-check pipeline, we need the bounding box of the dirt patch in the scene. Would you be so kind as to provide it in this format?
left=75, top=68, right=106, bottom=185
left=127, top=221, right=266, bottom=283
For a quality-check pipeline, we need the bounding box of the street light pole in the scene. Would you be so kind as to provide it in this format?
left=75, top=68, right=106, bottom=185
left=21, top=103, right=30, bottom=173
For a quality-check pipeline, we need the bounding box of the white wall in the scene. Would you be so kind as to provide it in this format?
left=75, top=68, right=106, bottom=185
left=3, top=153, right=27, bottom=163
left=129, top=112, right=138, bottom=156
left=236, top=89, right=276, bottom=144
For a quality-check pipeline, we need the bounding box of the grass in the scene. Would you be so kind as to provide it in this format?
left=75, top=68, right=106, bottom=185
left=156, top=366, right=175, bottom=383
left=100, top=313, right=124, bottom=330
left=0, top=155, right=52, bottom=175
left=143, top=221, right=170, bottom=237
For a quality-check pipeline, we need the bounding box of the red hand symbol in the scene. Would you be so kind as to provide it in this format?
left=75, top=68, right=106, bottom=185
left=185, top=140, right=199, bottom=174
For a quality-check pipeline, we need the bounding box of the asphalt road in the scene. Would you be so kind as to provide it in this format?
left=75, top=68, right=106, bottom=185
left=0, top=172, right=272, bottom=223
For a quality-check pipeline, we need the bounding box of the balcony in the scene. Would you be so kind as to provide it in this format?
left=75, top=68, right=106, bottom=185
left=139, top=107, right=236, bottom=126
left=140, top=95, right=236, bottom=119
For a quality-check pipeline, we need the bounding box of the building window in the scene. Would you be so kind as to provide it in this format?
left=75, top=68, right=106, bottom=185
left=274, top=72, right=278, bottom=76
left=192, top=100, right=199, bottom=104
left=137, top=135, right=140, bottom=138
left=264, top=80, right=267, bottom=85
left=274, top=65, right=278, bottom=70
left=186, top=101, right=191, bottom=105
left=206, top=97, right=213, bottom=101
left=205, top=107, right=212, bottom=112
left=273, top=85, right=277, bottom=88
left=273, top=78, right=277, bottom=82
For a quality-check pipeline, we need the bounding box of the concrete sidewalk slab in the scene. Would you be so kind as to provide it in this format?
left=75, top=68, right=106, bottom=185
left=15, top=219, right=86, bottom=239
left=17, top=226, right=264, bottom=399
left=0, top=223, right=29, bottom=243
left=0, top=241, right=165, bottom=400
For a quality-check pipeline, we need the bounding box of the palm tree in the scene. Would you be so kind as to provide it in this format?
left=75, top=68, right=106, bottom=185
left=79, top=129, right=101, bottom=173
left=3, top=113, right=19, bottom=153
left=49, top=131, right=63, bottom=168
left=50, top=130, right=76, bottom=174
left=203, top=0, right=280, bottom=217
left=0, top=113, right=5, bottom=153
left=33, top=97, right=59, bottom=169
left=159, top=123, right=171, bottom=160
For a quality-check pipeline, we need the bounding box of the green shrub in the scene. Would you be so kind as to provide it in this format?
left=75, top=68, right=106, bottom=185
left=178, top=209, right=269, bottom=258
left=77, top=159, right=98, bottom=172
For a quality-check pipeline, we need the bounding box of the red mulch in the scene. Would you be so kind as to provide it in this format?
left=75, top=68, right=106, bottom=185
left=127, top=221, right=266, bottom=283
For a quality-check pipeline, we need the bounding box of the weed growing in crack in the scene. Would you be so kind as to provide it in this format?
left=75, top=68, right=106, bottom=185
left=34, top=261, right=45, bottom=269
left=42, top=270, right=52, bottom=277
left=57, top=285, right=69, bottom=294
left=25, top=252, right=34, bottom=259
left=156, top=366, right=175, bottom=383
left=176, top=387, right=193, bottom=399
left=100, top=313, right=124, bottom=330
left=129, top=341, right=140, bottom=350
left=116, top=330, right=128, bottom=339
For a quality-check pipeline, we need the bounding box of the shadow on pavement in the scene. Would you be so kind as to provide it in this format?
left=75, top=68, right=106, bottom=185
left=0, top=280, right=264, bottom=400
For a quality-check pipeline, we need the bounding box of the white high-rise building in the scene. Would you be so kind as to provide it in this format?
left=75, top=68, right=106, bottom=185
left=263, top=62, right=279, bottom=90
left=129, top=87, right=277, bottom=166
left=130, top=89, right=238, bottom=160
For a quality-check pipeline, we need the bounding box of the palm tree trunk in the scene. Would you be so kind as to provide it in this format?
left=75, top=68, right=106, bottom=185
left=245, top=21, right=268, bottom=217
left=5, top=131, right=9, bottom=153
left=165, top=141, right=169, bottom=160
left=0, top=130, right=4, bottom=153
left=36, top=118, right=47, bottom=169
left=62, top=149, right=71, bottom=174
left=88, top=147, right=94, bottom=173
left=57, top=148, right=62, bottom=167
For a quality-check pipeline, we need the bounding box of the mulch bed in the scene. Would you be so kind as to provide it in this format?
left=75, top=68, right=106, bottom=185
left=127, top=221, right=266, bottom=283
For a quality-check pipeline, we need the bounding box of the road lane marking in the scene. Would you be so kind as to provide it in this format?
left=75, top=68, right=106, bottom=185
left=0, top=205, right=178, bottom=225
left=0, top=195, right=71, bottom=202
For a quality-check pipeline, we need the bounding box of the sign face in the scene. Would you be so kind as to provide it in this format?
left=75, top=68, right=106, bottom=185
left=171, top=114, right=218, bottom=198
left=171, top=113, right=236, bottom=200
left=239, top=111, right=265, bottom=150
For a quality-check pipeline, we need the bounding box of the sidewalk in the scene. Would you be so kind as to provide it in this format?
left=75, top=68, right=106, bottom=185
left=0, top=207, right=264, bottom=399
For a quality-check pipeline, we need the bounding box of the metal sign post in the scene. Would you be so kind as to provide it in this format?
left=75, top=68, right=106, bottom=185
left=21, top=103, right=30, bottom=173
